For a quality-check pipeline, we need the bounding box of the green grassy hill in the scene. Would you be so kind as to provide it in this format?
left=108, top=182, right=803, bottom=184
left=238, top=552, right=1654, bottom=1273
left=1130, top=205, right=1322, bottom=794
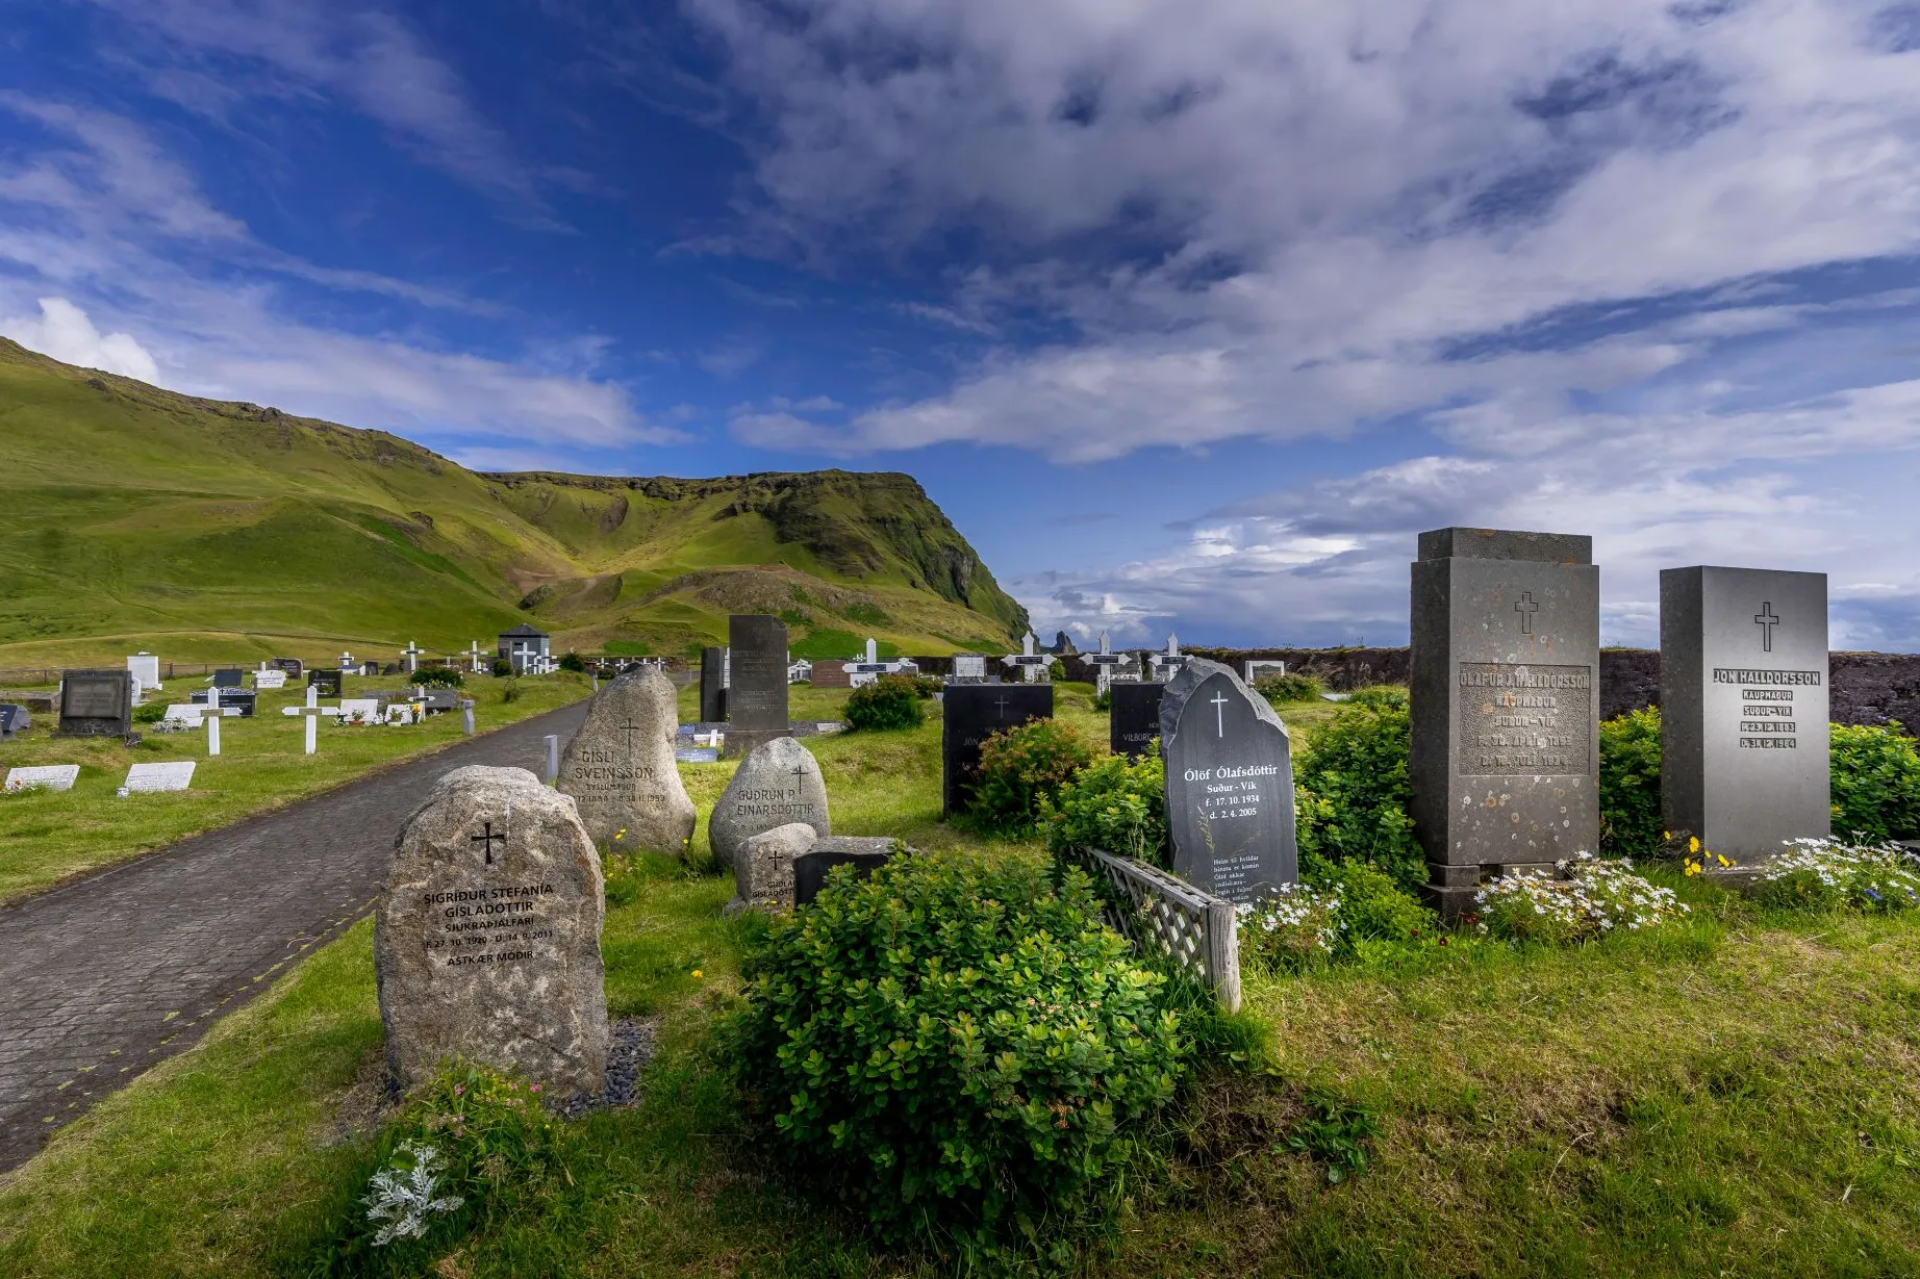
left=0, top=340, right=1028, bottom=668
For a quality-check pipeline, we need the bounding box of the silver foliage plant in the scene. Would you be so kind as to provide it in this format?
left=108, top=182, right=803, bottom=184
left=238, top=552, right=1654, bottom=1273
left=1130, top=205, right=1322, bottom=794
left=362, top=1139, right=464, bottom=1246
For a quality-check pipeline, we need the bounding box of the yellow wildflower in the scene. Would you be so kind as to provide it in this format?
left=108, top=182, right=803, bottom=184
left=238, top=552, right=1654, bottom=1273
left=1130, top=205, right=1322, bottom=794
left=692, top=969, right=704, bottom=979
left=1688, top=836, right=1701, bottom=854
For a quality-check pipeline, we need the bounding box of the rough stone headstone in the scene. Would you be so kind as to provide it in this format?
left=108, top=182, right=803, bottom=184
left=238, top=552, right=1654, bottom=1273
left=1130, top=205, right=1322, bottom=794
left=941, top=682, right=1054, bottom=818
left=699, top=645, right=728, bottom=723
left=726, top=615, right=789, bottom=758
left=556, top=667, right=696, bottom=852
left=793, top=836, right=901, bottom=906
left=58, top=669, right=134, bottom=738
left=1661, top=566, right=1831, bottom=858
left=6, top=764, right=78, bottom=793
left=0, top=703, right=28, bottom=739
left=375, top=765, right=608, bottom=1097
left=309, top=669, right=343, bottom=698
left=123, top=761, right=194, bottom=793
left=1109, top=681, right=1165, bottom=759
left=725, top=822, right=818, bottom=915
left=1410, top=527, right=1600, bottom=917
left=708, top=736, right=830, bottom=867
left=1158, top=659, right=1297, bottom=902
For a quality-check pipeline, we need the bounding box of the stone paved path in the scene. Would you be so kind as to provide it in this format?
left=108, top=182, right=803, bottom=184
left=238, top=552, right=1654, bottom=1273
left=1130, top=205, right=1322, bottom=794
left=0, top=702, right=588, bottom=1172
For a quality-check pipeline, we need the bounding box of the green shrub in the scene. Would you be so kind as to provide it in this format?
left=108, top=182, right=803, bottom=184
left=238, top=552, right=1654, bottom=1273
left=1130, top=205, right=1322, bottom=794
left=911, top=674, right=943, bottom=699
left=1255, top=672, right=1325, bottom=704
left=133, top=702, right=169, bottom=724
left=1599, top=707, right=1663, bottom=856
left=970, top=719, right=1094, bottom=835
left=1320, top=860, right=1435, bottom=943
left=1293, top=689, right=1423, bottom=892
left=489, top=657, right=512, bottom=678
left=1093, top=686, right=1111, bottom=711
left=413, top=666, right=464, bottom=688
left=729, top=855, right=1188, bottom=1255
left=1041, top=749, right=1169, bottom=866
left=1830, top=723, right=1920, bottom=842
left=499, top=678, right=520, bottom=704
left=557, top=651, right=586, bottom=673
left=1049, top=658, right=1067, bottom=681
left=844, top=673, right=924, bottom=731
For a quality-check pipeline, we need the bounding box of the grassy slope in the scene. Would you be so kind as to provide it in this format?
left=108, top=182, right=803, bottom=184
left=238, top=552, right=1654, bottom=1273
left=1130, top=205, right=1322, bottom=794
left=5, top=691, right=1915, bottom=1277
left=0, top=672, right=594, bottom=904
left=0, top=340, right=1025, bottom=667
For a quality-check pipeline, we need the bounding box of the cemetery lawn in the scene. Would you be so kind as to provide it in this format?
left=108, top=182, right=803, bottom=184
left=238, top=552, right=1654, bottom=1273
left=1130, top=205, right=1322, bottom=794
left=0, top=673, right=594, bottom=904
left=8, top=685, right=1914, bottom=1277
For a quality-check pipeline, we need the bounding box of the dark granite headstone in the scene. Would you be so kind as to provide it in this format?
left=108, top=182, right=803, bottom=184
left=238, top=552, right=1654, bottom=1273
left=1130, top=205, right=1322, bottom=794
left=793, top=837, right=900, bottom=906
left=1110, top=681, right=1165, bottom=758
left=699, top=645, right=727, bottom=723
left=309, top=669, right=343, bottom=698
left=218, top=689, right=258, bottom=718
left=1410, top=527, right=1600, bottom=917
left=0, top=704, right=28, bottom=739
left=212, top=668, right=244, bottom=689
left=940, top=683, right=1054, bottom=818
left=1158, top=659, right=1296, bottom=902
left=1661, top=566, right=1830, bottom=858
left=270, top=657, right=305, bottom=678
left=726, top=615, right=788, bottom=758
left=57, top=669, right=134, bottom=738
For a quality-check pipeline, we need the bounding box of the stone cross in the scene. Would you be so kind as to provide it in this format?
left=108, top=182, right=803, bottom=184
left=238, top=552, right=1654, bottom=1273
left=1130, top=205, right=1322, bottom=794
left=1022, top=632, right=1037, bottom=657
left=1754, top=601, right=1780, bottom=653
left=993, top=692, right=1011, bottom=718
left=619, top=717, right=643, bottom=757
left=1514, top=592, right=1540, bottom=635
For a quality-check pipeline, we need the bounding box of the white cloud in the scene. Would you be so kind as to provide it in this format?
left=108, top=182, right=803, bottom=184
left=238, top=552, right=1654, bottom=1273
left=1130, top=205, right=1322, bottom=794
left=683, top=0, right=1920, bottom=460
left=2, top=297, right=159, bottom=382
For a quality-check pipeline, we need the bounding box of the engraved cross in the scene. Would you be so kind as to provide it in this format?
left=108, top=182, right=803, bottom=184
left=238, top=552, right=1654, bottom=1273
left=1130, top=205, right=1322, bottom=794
left=470, top=821, right=506, bottom=867
left=993, top=694, right=1011, bottom=718
left=1210, top=690, right=1230, bottom=737
left=619, top=717, right=643, bottom=756
left=1514, top=592, right=1540, bottom=635
left=1754, top=602, right=1780, bottom=653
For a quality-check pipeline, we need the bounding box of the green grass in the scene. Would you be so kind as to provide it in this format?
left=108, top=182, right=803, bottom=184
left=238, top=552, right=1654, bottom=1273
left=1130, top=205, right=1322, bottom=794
left=0, top=339, right=1025, bottom=666
left=0, top=672, right=593, bottom=903
left=7, top=686, right=1917, bottom=1276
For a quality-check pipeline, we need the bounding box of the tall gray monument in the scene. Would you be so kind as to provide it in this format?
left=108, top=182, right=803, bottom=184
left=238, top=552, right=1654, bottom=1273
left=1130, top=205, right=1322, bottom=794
left=726, top=615, right=788, bottom=758
left=699, top=645, right=727, bottom=723
left=1660, top=566, right=1830, bottom=858
left=1411, top=528, right=1600, bottom=917
left=1159, top=658, right=1297, bottom=903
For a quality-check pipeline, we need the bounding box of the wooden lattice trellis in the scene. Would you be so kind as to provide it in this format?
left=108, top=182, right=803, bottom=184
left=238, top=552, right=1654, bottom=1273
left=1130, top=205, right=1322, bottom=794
left=1063, top=846, right=1241, bottom=1013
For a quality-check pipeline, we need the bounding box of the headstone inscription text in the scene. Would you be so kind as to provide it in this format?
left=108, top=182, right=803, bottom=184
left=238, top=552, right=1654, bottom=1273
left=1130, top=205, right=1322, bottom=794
left=1456, top=664, right=1591, bottom=775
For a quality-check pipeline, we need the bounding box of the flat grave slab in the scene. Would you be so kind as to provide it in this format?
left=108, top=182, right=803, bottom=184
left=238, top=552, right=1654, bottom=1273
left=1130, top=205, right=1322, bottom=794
left=123, top=761, right=195, bottom=793
left=5, top=764, right=79, bottom=793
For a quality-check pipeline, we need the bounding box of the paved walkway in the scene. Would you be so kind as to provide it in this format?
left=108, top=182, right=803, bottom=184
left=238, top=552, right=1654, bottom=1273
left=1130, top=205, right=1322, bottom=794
left=0, top=702, right=588, bottom=1172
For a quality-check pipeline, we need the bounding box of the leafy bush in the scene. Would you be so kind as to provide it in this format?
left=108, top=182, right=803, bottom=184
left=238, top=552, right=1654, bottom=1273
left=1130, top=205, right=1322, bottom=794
left=133, top=702, right=170, bottom=724
left=489, top=657, right=512, bottom=678
left=911, top=674, right=943, bottom=699
left=844, top=673, right=924, bottom=731
left=1754, top=837, right=1920, bottom=912
left=1476, top=854, right=1688, bottom=945
left=413, top=666, right=464, bottom=688
left=1293, top=689, right=1423, bottom=892
left=729, top=855, right=1188, bottom=1255
left=1285, top=1089, right=1382, bottom=1185
left=1321, top=859, right=1435, bottom=943
left=1599, top=707, right=1663, bottom=856
left=319, top=1060, right=562, bottom=1270
left=1829, top=723, right=1920, bottom=842
left=970, top=719, right=1094, bottom=835
left=1254, top=672, right=1325, bottom=704
left=1049, top=658, right=1067, bottom=681
left=557, top=651, right=586, bottom=673
left=1041, top=749, right=1168, bottom=866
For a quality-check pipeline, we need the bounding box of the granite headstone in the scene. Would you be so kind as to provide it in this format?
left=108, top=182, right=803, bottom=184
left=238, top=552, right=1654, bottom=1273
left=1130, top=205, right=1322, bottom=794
left=555, top=667, right=696, bottom=852
left=699, top=645, right=728, bottom=723
left=58, top=669, right=134, bottom=738
left=1410, top=527, right=1600, bottom=917
left=726, top=616, right=788, bottom=758
left=375, top=765, right=608, bottom=1097
left=123, top=761, right=195, bottom=792
left=707, top=736, right=830, bottom=868
left=1661, top=566, right=1831, bottom=858
left=1109, top=681, right=1165, bottom=759
left=212, top=668, right=244, bottom=689
left=1158, top=659, right=1297, bottom=902
left=0, top=703, right=28, bottom=739
left=793, top=836, right=900, bottom=906
left=309, top=669, right=343, bottom=698
left=940, top=682, right=1053, bottom=818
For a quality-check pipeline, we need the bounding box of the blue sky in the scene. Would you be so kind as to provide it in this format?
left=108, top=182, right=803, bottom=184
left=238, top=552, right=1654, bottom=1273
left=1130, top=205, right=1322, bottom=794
left=4, top=0, right=1920, bottom=650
